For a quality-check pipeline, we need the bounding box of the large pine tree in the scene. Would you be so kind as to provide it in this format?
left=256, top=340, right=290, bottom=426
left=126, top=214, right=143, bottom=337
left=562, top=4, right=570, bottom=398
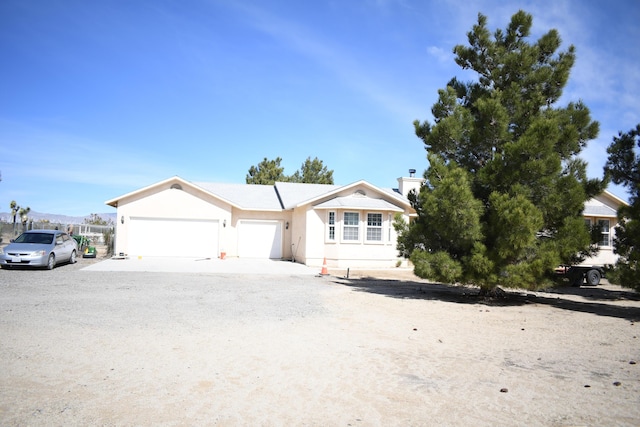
left=604, top=125, right=640, bottom=290
left=400, top=10, right=606, bottom=292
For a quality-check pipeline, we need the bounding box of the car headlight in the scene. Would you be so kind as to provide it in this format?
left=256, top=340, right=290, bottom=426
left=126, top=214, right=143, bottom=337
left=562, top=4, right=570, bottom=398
left=32, top=250, right=46, bottom=256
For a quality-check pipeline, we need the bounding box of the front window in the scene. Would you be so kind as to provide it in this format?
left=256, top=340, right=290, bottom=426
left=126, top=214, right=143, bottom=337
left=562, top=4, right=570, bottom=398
left=366, top=213, right=383, bottom=241
left=598, top=219, right=610, bottom=246
left=328, top=211, right=335, bottom=241
left=343, top=212, right=359, bottom=241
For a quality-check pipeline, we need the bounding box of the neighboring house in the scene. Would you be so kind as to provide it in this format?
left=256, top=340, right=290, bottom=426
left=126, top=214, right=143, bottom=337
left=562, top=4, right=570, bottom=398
left=105, top=171, right=423, bottom=268
left=581, top=190, right=628, bottom=266
left=105, top=173, right=627, bottom=269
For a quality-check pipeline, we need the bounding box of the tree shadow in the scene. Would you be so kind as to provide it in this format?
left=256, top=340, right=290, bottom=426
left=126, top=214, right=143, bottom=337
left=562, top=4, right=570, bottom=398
left=331, top=276, right=640, bottom=322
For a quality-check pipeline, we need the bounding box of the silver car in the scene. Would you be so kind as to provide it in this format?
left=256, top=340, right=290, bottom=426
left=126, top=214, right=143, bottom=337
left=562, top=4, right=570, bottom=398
left=0, top=230, right=78, bottom=270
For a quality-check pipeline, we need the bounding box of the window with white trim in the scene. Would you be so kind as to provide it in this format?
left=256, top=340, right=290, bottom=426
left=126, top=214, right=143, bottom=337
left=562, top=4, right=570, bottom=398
left=343, top=212, right=359, bottom=241
left=366, top=213, right=383, bottom=241
left=327, top=211, right=335, bottom=241
left=598, top=219, right=610, bottom=247
left=585, top=218, right=612, bottom=247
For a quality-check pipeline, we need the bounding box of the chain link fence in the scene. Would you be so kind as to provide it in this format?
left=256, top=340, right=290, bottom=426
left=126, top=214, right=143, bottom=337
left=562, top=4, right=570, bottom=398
left=0, top=220, right=114, bottom=249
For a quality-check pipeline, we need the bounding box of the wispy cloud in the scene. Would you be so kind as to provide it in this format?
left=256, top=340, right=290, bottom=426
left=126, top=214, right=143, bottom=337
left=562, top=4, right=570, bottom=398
left=0, top=119, right=170, bottom=189
left=226, top=2, right=425, bottom=122
left=426, top=45, right=452, bottom=63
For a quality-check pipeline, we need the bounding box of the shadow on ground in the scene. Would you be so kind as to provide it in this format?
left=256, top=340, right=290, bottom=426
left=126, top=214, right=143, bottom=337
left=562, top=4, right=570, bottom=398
left=332, top=276, right=640, bottom=322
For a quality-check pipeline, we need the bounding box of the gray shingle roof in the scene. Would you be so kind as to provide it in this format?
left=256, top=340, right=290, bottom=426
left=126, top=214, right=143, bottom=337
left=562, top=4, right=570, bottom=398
left=313, top=195, right=404, bottom=211
left=584, top=204, right=617, bottom=217
left=274, top=182, right=341, bottom=209
left=191, top=180, right=411, bottom=212
left=194, top=182, right=283, bottom=210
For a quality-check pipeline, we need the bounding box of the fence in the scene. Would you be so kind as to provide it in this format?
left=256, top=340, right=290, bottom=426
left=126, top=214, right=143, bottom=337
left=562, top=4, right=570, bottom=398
left=0, top=220, right=114, bottom=245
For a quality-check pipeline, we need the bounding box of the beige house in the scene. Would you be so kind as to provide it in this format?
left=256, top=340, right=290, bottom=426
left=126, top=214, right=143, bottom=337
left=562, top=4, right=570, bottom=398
left=105, top=172, right=422, bottom=268
left=581, top=190, right=628, bottom=266
left=105, top=172, right=627, bottom=268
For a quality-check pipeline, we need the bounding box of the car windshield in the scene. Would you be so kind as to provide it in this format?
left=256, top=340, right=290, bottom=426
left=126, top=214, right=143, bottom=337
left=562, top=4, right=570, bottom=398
left=14, top=233, right=54, bottom=244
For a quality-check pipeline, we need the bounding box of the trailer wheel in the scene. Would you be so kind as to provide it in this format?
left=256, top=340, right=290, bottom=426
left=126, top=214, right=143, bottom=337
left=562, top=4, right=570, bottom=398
left=586, top=269, right=601, bottom=286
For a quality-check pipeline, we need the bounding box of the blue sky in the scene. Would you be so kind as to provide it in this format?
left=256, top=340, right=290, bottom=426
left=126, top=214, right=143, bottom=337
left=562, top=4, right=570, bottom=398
left=1, top=0, right=638, bottom=216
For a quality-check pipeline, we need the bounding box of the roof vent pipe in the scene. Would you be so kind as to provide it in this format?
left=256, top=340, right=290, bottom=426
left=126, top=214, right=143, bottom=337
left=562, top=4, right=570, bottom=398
left=409, top=169, right=416, bottom=177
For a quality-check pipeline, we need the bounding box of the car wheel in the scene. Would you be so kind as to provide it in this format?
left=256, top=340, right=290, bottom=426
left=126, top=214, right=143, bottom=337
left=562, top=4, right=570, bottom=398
left=70, top=250, right=77, bottom=264
left=47, top=254, right=55, bottom=270
left=586, top=269, right=601, bottom=286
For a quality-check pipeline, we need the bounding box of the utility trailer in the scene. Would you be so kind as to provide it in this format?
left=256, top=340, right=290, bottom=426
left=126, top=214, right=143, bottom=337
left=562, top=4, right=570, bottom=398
left=557, top=265, right=605, bottom=286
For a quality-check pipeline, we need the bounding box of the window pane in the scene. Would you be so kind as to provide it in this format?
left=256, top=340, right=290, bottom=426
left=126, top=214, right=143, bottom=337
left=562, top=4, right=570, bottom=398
left=598, top=219, right=610, bottom=233
left=367, top=213, right=382, bottom=226
left=344, top=226, right=359, bottom=240
left=344, top=212, right=359, bottom=225
left=367, top=228, right=382, bottom=241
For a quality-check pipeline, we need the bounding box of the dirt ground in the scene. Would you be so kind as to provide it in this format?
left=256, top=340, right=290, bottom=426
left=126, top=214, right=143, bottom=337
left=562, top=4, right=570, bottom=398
left=1, top=257, right=639, bottom=426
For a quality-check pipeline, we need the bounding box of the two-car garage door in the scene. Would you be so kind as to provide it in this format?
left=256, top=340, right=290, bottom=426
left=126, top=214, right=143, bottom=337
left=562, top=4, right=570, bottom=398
left=127, top=218, right=282, bottom=259
left=128, top=217, right=219, bottom=258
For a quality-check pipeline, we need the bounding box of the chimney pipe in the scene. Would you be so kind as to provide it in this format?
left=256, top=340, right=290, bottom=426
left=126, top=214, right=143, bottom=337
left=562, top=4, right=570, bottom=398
left=409, top=169, right=416, bottom=177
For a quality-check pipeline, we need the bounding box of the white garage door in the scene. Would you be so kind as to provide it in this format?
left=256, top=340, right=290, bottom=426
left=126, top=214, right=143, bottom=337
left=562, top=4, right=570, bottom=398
left=128, top=217, right=219, bottom=258
left=238, top=220, right=282, bottom=259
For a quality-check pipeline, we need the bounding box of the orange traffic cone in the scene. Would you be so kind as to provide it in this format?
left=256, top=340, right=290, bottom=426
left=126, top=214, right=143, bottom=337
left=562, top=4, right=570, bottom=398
left=320, top=257, right=329, bottom=276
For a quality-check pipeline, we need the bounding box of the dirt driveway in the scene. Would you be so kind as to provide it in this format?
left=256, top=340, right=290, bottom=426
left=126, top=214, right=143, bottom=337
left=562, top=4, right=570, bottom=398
left=1, top=261, right=639, bottom=426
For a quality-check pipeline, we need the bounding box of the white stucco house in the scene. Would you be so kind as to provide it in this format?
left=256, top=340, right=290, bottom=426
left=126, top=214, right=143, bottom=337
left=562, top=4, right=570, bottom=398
left=105, top=171, right=627, bottom=269
left=581, top=190, right=628, bottom=266
left=105, top=172, right=424, bottom=268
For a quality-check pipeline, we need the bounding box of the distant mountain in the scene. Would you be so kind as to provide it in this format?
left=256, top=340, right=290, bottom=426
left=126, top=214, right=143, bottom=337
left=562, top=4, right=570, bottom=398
left=0, top=211, right=117, bottom=225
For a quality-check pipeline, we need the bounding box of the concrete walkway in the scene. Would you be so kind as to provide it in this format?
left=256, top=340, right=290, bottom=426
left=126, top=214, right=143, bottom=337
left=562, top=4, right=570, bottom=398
left=81, top=256, right=319, bottom=275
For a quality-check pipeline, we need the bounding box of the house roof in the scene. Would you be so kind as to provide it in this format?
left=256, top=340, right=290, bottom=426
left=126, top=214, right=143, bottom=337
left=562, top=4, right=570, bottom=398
left=584, top=204, right=618, bottom=217
left=313, top=195, right=405, bottom=211
left=105, top=176, right=195, bottom=207
left=105, top=176, right=414, bottom=213
left=194, top=182, right=283, bottom=211
left=283, top=180, right=412, bottom=210
left=274, top=182, right=342, bottom=209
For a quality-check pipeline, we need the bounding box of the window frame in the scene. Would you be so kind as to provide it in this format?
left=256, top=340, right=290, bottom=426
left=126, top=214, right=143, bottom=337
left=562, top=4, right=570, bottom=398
left=365, top=212, right=383, bottom=243
left=585, top=217, right=613, bottom=248
left=597, top=219, right=611, bottom=247
left=342, top=211, right=360, bottom=242
left=326, top=211, right=336, bottom=242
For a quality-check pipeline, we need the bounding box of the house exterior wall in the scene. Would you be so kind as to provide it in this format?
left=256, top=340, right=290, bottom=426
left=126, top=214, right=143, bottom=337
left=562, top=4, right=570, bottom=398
left=302, top=208, right=410, bottom=268
left=114, top=186, right=231, bottom=257
left=289, top=208, right=307, bottom=263
left=296, top=183, right=412, bottom=268
left=579, top=192, right=626, bottom=266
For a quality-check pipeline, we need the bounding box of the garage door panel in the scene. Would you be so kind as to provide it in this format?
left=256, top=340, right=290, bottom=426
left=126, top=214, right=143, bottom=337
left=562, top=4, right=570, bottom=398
left=129, top=217, right=218, bottom=257
left=238, top=220, right=282, bottom=259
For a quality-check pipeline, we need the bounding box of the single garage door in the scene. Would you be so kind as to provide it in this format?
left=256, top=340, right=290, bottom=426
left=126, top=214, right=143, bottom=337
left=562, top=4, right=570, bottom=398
left=128, top=217, right=219, bottom=258
left=238, top=220, right=282, bottom=259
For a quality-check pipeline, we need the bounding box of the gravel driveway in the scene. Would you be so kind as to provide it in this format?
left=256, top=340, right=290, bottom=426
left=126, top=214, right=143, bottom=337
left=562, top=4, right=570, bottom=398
left=2, top=259, right=639, bottom=426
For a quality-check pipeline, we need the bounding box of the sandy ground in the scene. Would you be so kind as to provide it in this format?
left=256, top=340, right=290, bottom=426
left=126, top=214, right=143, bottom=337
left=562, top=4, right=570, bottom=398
left=1, top=258, right=639, bottom=426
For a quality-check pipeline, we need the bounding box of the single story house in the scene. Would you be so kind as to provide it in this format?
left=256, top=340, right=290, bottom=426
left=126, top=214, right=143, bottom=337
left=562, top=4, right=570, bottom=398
left=105, top=172, right=627, bottom=268
left=105, top=171, right=424, bottom=268
left=581, top=190, right=628, bottom=266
